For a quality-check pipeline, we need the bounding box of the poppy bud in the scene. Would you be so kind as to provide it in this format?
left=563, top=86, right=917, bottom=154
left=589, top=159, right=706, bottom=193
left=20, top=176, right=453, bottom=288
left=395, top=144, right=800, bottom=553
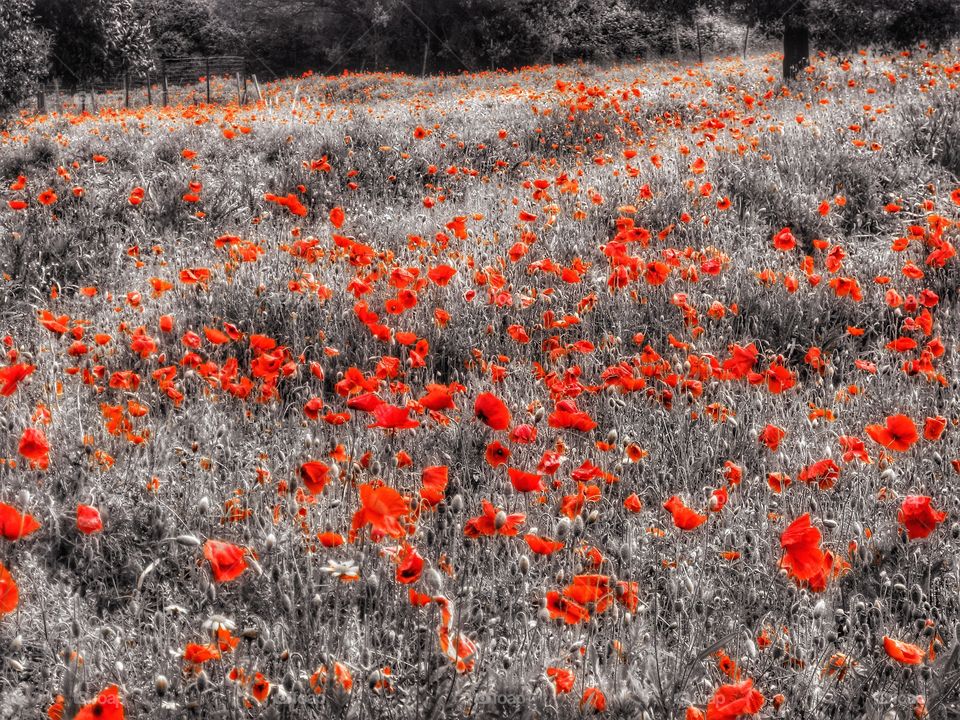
left=198, top=496, right=210, bottom=514
left=155, top=675, right=169, bottom=695
left=450, top=494, right=463, bottom=513
left=519, top=556, right=529, bottom=574
left=265, top=533, right=276, bottom=551
left=494, top=510, right=507, bottom=530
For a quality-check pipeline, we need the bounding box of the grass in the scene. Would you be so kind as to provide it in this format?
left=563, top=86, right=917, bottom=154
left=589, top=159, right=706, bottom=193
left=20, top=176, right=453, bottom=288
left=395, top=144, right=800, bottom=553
left=0, top=47, right=959, bottom=719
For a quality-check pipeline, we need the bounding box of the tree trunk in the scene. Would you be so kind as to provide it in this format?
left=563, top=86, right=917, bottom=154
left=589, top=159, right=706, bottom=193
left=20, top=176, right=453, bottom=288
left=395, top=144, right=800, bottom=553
left=421, top=32, right=430, bottom=76
left=782, top=2, right=810, bottom=80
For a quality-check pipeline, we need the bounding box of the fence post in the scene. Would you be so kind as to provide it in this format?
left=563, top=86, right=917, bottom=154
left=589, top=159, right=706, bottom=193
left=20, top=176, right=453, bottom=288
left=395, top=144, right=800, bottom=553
left=146, top=71, right=152, bottom=105
left=236, top=72, right=243, bottom=105
left=252, top=74, right=263, bottom=103
left=90, top=85, right=97, bottom=112
left=205, top=57, right=211, bottom=103
left=53, top=79, right=61, bottom=113
left=162, top=74, right=169, bottom=106
left=124, top=73, right=130, bottom=108
left=37, top=90, right=46, bottom=113
left=242, top=73, right=248, bottom=104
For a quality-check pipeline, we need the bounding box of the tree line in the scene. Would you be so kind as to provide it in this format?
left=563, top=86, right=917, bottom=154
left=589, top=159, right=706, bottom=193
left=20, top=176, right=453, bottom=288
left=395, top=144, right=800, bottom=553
left=2, top=0, right=959, bottom=111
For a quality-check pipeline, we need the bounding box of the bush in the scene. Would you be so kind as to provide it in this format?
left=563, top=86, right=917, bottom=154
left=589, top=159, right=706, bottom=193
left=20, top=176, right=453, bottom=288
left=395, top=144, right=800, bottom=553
left=0, top=0, right=50, bottom=113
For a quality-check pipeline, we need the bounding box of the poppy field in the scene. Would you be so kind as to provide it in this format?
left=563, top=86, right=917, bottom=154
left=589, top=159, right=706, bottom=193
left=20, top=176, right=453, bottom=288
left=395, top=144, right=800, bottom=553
left=2, top=47, right=960, bottom=719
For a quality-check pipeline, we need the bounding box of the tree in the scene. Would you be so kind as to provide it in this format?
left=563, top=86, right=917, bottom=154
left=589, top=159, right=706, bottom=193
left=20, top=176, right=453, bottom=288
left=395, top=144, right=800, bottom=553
left=0, top=0, right=50, bottom=112
left=35, top=0, right=152, bottom=83
left=139, top=0, right=224, bottom=59
left=723, top=0, right=960, bottom=80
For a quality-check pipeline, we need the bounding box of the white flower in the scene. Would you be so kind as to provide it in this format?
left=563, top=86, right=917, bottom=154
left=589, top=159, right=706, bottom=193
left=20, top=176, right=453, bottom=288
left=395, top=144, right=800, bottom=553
left=321, top=559, right=360, bottom=582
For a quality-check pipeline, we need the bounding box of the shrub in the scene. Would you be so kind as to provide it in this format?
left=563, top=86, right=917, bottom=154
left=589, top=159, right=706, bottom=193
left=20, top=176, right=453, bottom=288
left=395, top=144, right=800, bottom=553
left=0, top=0, right=50, bottom=114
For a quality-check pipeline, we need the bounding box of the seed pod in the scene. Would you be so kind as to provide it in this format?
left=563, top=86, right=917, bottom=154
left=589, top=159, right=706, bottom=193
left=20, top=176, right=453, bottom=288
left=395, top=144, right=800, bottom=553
left=155, top=675, right=169, bottom=695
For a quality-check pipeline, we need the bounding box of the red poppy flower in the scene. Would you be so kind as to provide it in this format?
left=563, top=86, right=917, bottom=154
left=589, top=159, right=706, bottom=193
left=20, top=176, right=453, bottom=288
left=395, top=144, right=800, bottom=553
left=18, top=427, right=50, bottom=469
left=545, top=590, right=590, bottom=624
left=923, top=416, right=947, bottom=441
left=351, top=483, right=410, bottom=539
left=368, top=403, right=420, bottom=430
left=37, top=188, right=58, bottom=206
left=464, top=500, right=524, bottom=538
left=0, top=503, right=41, bottom=540
left=484, top=440, right=511, bottom=467
left=74, top=685, right=124, bottom=720
left=0, top=562, right=18, bottom=615
left=420, top=466, right=448, bottom=507
left=300, top=461, right=331, bottom=495
left=780, top=514, right=825, bottom=582
left=508, top=467, right=544, bottom=493
left=772, top=227, right=796, bottom=251
left=663, top=496, right=707, bottom=531
left=883, top=636, right=925, bottom=665
left=76, top=505, right=103, bottom=535
left=203, top=540, right=248, bottom=583
left=395, top=545, right=424, bottom=584
left=474, top=392, right=511, bottom=431
left=524, top=534, right=564, bottom=555
left=706, top=679, right=764, bottom=719
left=898, top=496, right=946, bottom=540
left=865, top=414, right=918, bottom=452
left=546, top=666, right=574, bottom=694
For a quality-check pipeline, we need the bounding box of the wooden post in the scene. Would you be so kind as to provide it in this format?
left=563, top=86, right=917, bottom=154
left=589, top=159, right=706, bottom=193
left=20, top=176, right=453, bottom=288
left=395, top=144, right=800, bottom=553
left=242, top=74, right=248, bottom=104
left=742, top=25, right=750, bottom=60
left=81, top=93, right=86, bottom=113
left=252, top=74, right=263, bottom=103
left=162, top=74, right=169, bottom=106
left=146, top=71, right=152, bottom=105
left=124, top=73, right=130, bottom=108
left=236, top=72, right=242, bottom=105
left=421, top=34, right=430, bottom=76
left=90, top=85, right=98, bottom=112
left=37, top=90, right=45, bottom=112
left=205, top=57, right=211, bottom=103
left=53, top=79, right=61, bottom=112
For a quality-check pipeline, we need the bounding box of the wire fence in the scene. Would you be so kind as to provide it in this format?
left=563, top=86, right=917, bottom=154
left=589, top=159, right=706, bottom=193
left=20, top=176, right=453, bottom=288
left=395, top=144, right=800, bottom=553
left=31, top=56, right=260, bottom=114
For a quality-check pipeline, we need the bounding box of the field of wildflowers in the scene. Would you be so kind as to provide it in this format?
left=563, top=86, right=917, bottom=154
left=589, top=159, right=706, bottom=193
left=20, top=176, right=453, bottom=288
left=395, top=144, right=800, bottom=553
left=1, top=47, right=960, bottom=719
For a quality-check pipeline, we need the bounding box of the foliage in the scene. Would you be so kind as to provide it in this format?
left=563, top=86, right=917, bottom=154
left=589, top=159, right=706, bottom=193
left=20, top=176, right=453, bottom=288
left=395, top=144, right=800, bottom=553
left=0, top=0, right=50, bottom=113
left=34, top=0, right=152, bottom=82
